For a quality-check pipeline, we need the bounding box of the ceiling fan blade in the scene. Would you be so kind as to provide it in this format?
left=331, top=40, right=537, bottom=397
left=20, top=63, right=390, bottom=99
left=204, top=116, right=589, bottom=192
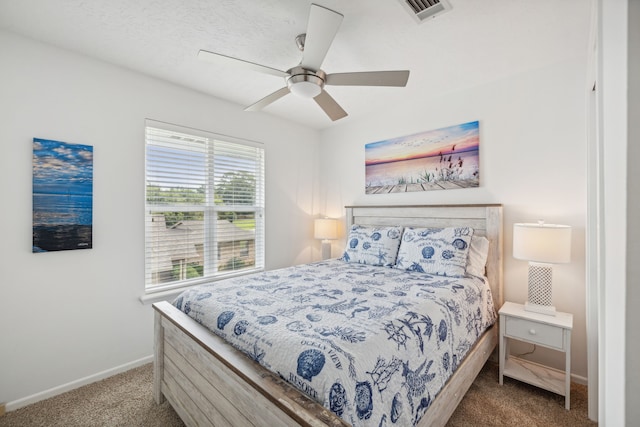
left=198, top=49, right=288, bottom=78
left=325, top=70, right=410, bottom=87
left=244, top=87, right=291, bottom=111
left=300, top=4, right=343, bottom=71
left=313, top=89, right=348, bottom=121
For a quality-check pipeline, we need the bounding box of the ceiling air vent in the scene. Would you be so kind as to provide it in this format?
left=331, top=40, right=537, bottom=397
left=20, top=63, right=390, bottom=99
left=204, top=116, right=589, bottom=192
left=399, top=0, right=452, bottom=23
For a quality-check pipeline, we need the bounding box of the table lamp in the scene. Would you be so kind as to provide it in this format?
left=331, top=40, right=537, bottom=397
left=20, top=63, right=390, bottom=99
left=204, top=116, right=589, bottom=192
left=314, top=218, right=338, bottom=260
left=513, top=221, right=572, bottom=316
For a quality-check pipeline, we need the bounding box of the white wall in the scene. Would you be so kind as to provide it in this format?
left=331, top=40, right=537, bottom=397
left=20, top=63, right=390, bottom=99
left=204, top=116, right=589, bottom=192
left=598, top=0, right=638, bottom=427
left=599, top=0, right=628, bottom=424
left=0, top=31, right=321, bottom=407
left=626, top=0, right=639, bottom=421
left=318, top=56, right=589, bottom=379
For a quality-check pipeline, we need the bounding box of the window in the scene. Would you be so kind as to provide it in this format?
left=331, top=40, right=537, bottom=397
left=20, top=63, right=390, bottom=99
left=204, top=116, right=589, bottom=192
left=144, top=121, right=265, bottom=292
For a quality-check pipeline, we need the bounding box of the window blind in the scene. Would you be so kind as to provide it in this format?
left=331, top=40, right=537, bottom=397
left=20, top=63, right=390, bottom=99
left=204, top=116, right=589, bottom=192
left=144, top=123, right=265, bottom=292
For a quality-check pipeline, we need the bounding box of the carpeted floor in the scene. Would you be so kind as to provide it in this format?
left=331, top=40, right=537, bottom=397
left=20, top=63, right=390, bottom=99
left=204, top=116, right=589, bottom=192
left=447, top=362, right=595, bottom=426
left=0, top=361, right=596, bottom=426
left=0, top=364, right=182, bottom=427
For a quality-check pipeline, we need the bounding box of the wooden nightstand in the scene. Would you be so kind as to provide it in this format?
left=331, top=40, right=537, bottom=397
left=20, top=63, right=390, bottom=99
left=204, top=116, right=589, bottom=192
left=499, top=301, right=573, bottom=409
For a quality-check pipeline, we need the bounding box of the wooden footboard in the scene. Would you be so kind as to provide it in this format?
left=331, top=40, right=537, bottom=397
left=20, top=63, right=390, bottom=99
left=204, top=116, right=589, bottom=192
left=154, top=301, right=497, bottom=427
left=153, top=301, right=349, bottom=427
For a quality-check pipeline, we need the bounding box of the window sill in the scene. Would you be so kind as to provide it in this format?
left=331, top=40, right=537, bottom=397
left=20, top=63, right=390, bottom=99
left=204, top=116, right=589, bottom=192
left=139, top=267, right=265, bottom=305
left=139, top=288, right=184, bottom=305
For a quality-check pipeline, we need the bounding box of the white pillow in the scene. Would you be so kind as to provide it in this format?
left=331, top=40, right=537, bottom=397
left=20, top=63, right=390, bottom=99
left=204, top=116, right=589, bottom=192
left=466, top=235, right=490, bottom=278
left=341, top=225, right=403, bottom=267
left=395, top=227, right=474, bottom=277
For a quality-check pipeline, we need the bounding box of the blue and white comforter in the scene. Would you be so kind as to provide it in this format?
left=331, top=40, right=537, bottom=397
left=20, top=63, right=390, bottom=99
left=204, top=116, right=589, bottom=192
left=173, top=259, right=497, bottom=426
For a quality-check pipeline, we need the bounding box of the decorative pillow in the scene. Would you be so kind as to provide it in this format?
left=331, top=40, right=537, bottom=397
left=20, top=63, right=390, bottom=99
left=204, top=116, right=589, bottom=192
left=466, top=235, right=490, bottom=278
left=341, top=225, right=403, bottom=267
left=395, top=227, right=474, bottom=277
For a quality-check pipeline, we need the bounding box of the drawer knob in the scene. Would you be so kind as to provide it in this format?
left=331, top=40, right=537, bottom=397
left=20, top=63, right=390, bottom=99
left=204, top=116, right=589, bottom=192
left=529, top=329, right=537, bottom=335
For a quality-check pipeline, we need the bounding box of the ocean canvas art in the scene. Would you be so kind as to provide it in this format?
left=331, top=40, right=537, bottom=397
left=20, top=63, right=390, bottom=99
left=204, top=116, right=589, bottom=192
left=33, top=138, right=93, bottom=252
left=365, top=121, right=480, bottom=194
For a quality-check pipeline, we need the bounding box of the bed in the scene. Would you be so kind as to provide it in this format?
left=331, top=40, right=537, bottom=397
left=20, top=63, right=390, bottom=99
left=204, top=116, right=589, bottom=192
left=153, top=204, right=503, bottom=427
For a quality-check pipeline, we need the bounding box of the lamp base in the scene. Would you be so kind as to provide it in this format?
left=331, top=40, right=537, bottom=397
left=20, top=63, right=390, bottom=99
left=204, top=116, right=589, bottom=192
left=524, top=262, right=557, bottom=316
left=321, top=241, right=332, bottom=260
left=524, top=301, right=557, bottom=316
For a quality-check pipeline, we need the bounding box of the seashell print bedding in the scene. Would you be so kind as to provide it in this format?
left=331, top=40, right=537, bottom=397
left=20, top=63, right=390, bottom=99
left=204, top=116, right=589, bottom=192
left=173, top=259, right=496, bottom=426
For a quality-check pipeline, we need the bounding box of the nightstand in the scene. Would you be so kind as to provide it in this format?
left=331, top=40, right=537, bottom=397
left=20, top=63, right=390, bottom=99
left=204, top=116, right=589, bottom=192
left=499, top=301, right=573, bottom=409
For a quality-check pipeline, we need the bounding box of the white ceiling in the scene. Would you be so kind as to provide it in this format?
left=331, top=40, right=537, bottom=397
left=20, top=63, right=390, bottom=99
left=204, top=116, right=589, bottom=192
left=0, top=0, right=592, bottom=130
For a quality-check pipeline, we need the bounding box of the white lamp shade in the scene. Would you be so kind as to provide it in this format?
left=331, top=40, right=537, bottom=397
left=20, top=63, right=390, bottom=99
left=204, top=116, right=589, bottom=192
left=314, top=218, right=338, bottom=240
left=513, top=222, right=572, bottom=264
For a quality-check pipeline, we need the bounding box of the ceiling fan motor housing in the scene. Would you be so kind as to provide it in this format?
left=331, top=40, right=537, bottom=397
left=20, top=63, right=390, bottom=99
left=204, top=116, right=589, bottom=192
left=286, top=66, right=325, bottom=98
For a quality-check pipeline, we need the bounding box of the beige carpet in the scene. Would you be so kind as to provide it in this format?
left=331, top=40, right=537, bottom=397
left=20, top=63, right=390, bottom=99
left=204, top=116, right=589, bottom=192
left=0, top=362, right=596, bottom=426
left=0, top=364, right=182, bottom=427
left=448, top=362, right=596, bottom=426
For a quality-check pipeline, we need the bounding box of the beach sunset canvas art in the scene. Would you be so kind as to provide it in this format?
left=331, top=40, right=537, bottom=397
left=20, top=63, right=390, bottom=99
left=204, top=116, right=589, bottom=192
left=32, top=138, right=93, bottom=252
left=365, top=121, right=480, bottom=194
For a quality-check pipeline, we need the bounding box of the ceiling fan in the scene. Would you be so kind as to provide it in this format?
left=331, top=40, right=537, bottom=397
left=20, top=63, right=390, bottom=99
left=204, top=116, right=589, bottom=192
left=198, top=3, right=410, bottom=121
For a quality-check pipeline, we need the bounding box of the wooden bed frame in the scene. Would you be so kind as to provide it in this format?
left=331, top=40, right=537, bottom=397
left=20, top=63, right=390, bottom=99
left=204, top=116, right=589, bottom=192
left=153, top=204, right=503, bottom=427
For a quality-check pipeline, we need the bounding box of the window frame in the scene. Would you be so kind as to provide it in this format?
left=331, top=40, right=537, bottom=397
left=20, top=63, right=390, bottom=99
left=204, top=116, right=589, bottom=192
left=143, top=120, right=265, bottom=295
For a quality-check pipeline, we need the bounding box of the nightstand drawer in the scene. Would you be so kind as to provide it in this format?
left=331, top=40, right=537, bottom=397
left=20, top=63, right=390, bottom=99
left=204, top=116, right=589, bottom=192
left=505, top=317, right=564, bottom=349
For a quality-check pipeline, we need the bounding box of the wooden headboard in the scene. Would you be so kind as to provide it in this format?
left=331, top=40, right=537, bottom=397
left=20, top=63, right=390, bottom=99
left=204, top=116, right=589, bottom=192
left=345, top=204, right=504, bottom=308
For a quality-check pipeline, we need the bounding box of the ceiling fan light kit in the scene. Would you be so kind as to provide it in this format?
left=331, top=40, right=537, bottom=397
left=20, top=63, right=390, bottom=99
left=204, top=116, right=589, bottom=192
left=289, top=80, right=322, bottom=98
left=286, top=67, right=325, bottom=99
left=198, top=3, right=410, bottom=121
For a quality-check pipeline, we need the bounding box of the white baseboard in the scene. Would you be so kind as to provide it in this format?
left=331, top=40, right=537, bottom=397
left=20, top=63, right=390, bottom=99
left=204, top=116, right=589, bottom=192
left=571, top=372, right=588, bottom=385
left=6, top=355, right=153, bottom=412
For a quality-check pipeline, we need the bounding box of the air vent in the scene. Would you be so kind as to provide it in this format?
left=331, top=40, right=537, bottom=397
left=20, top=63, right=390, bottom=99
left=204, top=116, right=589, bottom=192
left=399, top=0, right=452, bottom=22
